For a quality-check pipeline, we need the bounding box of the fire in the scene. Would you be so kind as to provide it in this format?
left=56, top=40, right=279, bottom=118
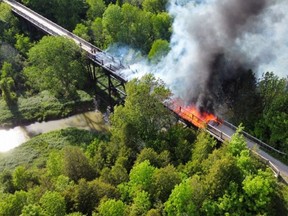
left=166, top=98, right=222, bottom=128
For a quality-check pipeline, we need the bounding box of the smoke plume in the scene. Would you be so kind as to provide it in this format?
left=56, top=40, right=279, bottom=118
left=115, top=0, right=288, bottom=113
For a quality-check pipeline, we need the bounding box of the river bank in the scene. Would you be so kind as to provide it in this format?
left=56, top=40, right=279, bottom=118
left=0, top=90, right=95, bottom=129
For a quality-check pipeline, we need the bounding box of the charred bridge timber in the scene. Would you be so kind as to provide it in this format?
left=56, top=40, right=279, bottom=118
left=3, top=0, right=288, bottom=183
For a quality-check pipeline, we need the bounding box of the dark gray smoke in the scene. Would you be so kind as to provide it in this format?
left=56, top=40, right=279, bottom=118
left=182, top=0, right=273, bottom=112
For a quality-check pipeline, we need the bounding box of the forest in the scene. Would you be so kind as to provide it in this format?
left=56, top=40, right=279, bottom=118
left=0, top=0, right=288, bottom=215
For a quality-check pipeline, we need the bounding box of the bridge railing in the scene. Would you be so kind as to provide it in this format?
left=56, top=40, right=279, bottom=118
left=223, top=120, right=287, bottom=156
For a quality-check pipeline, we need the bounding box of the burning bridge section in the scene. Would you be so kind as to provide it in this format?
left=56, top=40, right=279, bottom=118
left=165, top=98, right=222, bottom=129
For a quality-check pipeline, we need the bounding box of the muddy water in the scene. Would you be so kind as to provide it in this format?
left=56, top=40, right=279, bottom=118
left=0, top=111, right=108, bottom=152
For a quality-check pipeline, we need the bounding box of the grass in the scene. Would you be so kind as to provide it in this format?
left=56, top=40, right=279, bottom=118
left=0, top=90, right=94, bottom=128
left=0, top=127, right=106, bottom=171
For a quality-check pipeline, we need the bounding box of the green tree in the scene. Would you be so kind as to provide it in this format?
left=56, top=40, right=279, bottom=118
left=63, top=146, right=95, bottom=182
left=15, top=34, right=33, bottom=56
left=164, top=178, right=199, bottom=216
left=0, top=190, right=28, bottom=216
left=46, top=151, right=64, bottom=178
left=0, top=2, right=19, bottom=44
left=148, top=39, right=169, bottom=63
left=151, top=12, right=172, bottom=41
left=12, top=166, right=30, bottom=191
left=86, top=0, right=106, bottom=20
left=102, top=4, right=123, bottom=45
left=91, top=17, right=105, bottom=48
left=110, top=74, right=172, bottom=154
left=129, top=160, right=156, bottom=193
left=242, top=170, right=276, bottom=214
left=129, top=190, right=151, bottom=216
left=40, top=191, right=66, bottom=216
left=73, top=23, right=91, bottom=41
left=97, top=199, right=126, bottom=216
left=21, top=204, right=46, bottom=216
left=24, top=36, right=87, bottom=98
left=142, top=0, right=167, bottom=13
left=151, top=164, right=181, bottom=202
left=254, top=72, right=288, bottom=150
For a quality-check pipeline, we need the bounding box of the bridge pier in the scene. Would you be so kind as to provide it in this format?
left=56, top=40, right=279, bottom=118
left=88, top=60, right=126, bottom=111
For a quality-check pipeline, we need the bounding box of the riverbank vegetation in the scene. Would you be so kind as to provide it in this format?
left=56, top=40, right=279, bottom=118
left=0, top=75, right=288, bottom=215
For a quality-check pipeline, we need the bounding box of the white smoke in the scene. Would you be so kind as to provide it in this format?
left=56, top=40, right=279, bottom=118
left=110, top=0, right=288, bottom=99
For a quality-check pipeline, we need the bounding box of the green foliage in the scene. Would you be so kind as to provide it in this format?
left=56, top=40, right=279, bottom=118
left=0, top=128, right=100, bottom=171
left=97, top=199, right=126, bottom=216
left=73, top=23, right=91, bottom=41
left=12, top=166, right=30, bottom=191
left=22, top=0, right=86, bottom=30
left=242, top=170, right=275, bottom=213
left=40, top=191, right=66, bottom=216
left=228, top=125, right=246, bottom=157
left=63, top=146, right=95, bottom=182
left=110, top=74, right=172, bottom=153
left=21, top=204, right=46, bottom=216
left=15, top=34, right=33, bottom=56
left=46, top=151, right=64, bottom=178
left=24, top=36, right=87, bottom=98
left=86, top=0, right=106, bottom=20
left=142, top=0, right=168, bottom=13
left=164, top=178, right=198, bottom=216
left=151, top=165, right=181, bottom=202
left=254, top=72, right=288, bottom=151
left=148, top=39, right=169, bottom=63
left=135, top=148, right=170, bottom=168
left=0, top=90, right=93, bottom=128
left=0, top=2, right=19, bottom=44
left=129, top=160, right=156, bottom=193
left=129, top=190, right=151, bottom=216
left=0, top=190, right=28, bottom=216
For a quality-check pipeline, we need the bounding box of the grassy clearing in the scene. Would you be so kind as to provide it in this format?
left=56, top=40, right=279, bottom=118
left=0, top=127, right=106, bottom=171
left=0, top=90, right=94, bottom=128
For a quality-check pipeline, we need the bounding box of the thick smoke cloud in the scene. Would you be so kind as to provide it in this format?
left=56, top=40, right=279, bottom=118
left=116, top=0, right=288, bottom=113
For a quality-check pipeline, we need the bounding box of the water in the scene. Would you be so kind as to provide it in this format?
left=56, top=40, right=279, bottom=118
left=0, top=111, right=107, bottom=152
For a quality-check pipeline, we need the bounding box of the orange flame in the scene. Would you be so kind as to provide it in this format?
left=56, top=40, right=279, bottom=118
left=167, top=98, right=222, bottom=128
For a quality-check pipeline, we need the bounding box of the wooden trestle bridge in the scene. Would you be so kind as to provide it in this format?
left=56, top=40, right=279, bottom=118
left=3, top=0, right=288, bottom=183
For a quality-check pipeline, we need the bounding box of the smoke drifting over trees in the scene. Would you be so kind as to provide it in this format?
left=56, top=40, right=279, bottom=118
left=121, top=0, right=288, bottom=113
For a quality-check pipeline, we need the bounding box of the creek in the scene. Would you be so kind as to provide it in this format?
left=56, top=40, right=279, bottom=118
left=0, top=110, right=108, bottom=152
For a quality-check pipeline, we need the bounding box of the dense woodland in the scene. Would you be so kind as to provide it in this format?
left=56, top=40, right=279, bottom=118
left=0, top=0, right=288, bottom=215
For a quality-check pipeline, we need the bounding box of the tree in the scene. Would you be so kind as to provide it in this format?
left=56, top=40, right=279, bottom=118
left=24, top=36, right=87, bottom=98
left=129, top=160, right=156, bottom=194
left=151, top=164, right=181, bottom=202
left=110, top=74, right=172, bottom=154
left=0, top=61, right=17, bottom=105
left=142, top=0, right=168, bottom=13
left=97, top=199, right=126, bottom=216
left=21, top=204, right=46, bottom=216
left=73, top=23, right=91, bottom=42
left=12, top=166, right=30, bottom=191
left=129, top=190, right=151, bottom=216
left=15, top=34, right=33, bottom=56
left=40, top=191, right=66, bottom=216
left=242, top=170, right=276, bottom=214
left=164, top=178, right=199, bottom=216
left=102, top=4, right=123, bottom=45
left=46, top=151, right=64, bottom=178
left=91, top=17, right=105, bottom=48
left=254, top=72, right=288, bottom=150
left=63, top=146, right=95, bottom=182
left=86, top=0, right=106, bottom=20
left=0, top=2, right=19, bottom=44
left=0, top=190, right=28, bottom=216
left=148, top=39, right=170, bottom=63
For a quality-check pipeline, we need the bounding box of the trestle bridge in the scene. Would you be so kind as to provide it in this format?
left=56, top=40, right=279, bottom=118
left=3, top=0, right=288, bottom=183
